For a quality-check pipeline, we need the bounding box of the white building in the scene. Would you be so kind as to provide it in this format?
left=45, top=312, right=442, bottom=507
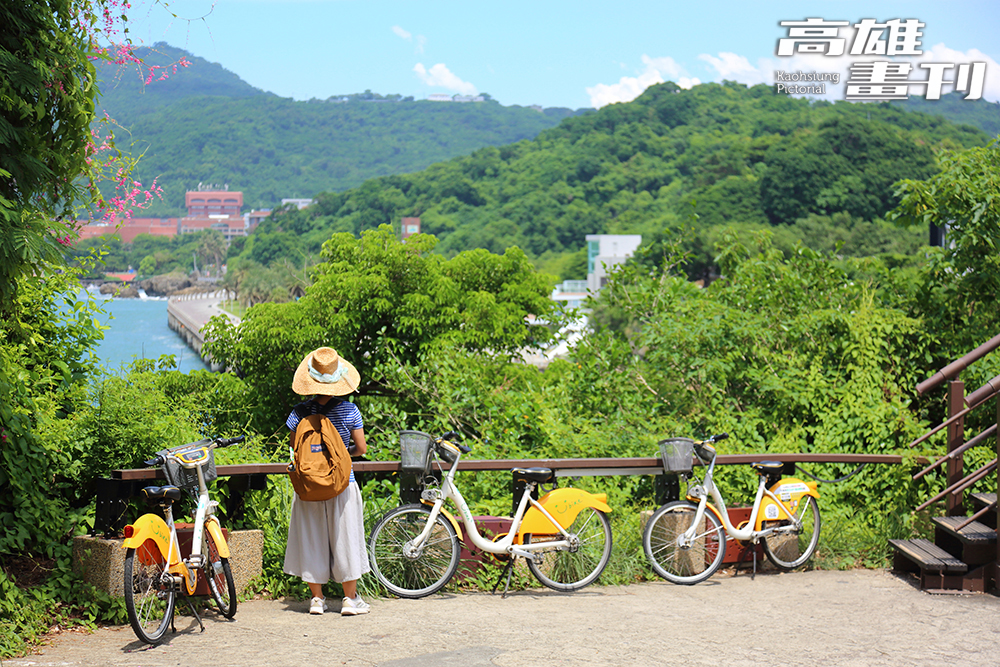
left=585, top=234, right=642, bottom=293
left=551, top=280, right=588, bottom=309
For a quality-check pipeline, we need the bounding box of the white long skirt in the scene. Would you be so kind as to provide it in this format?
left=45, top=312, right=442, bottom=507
left=283, top=482, right=370, bottom=584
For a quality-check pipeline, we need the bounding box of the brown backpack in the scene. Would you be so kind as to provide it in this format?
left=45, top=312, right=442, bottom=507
left=287, top=411, right=352, bottom=501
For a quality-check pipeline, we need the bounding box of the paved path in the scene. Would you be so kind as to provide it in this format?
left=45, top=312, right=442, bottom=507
left=8, top=569, right=1000, bottom=667
left=168, top=294, right=240, bottom=340
left=166, top=293, right=240, bottom=369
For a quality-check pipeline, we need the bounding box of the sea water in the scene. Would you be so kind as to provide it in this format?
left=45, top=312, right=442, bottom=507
left=85, top=289, right=211, bottom=373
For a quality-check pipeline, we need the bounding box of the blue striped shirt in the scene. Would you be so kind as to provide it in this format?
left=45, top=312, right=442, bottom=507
left=287, top=399, right=363, bottom=485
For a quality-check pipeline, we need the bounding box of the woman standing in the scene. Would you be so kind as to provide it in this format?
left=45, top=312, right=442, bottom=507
left=283, top=346, right=371, bottom=616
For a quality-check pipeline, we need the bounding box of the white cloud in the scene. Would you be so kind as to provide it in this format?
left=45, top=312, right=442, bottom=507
left=698, top=52, right=768, bottom=85
left=588, top=42, right=999, bottom=109
left=915, top=43, right=1000, bottom=102
left=413, top=63, right=477, bottom=95
left=642, top=55, right=685, bottom=79
left=707, top=43, right=1000, bottom=103
left=586, top=55, right=700, bottom=107
left=392, top=25, right=426, bottom=54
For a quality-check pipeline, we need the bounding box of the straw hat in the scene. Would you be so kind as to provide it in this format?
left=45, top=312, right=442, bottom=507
left=291, top=347, right=360, bottom=396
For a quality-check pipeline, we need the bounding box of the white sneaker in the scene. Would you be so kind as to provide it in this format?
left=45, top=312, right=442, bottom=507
left=309, top=597, right=328, bottom=615
left=341, top=596, right=370, bottom=616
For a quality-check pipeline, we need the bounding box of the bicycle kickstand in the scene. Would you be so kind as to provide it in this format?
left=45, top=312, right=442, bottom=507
left=491, top=558, right=515, bottom=599
left=734, top=541, right=758, bottom=580
left=185, top=597, right=206, bottom=633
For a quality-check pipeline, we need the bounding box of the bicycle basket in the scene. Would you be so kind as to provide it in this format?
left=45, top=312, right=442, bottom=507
left=658, top=438, right=694, bottom=474
left=399, top=430, right=434, bottom=476
left=156, top=439, right=217, bottom=490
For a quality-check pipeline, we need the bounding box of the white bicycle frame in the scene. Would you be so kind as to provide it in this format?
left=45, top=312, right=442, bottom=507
left=680, top=453, right=803, bottom=548
left=160, top=449, right=220, bottom=584
left=410, top=449, right=577, bottom=562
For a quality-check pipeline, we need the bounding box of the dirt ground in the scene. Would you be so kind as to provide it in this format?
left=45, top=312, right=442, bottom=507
left=6, top=569, right=999, bottom=667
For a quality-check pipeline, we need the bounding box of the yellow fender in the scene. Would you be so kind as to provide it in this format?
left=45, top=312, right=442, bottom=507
left=755, top=477, right=820, bottom=531
left=121, top=513, right=195, bottom=595
left=420, top=500, right=465, bottom=542
left=515, top=488, right=611, bottom=537
left=205, top=516, right=230, bottom=559
left=122, top=513, right=173, bottom=559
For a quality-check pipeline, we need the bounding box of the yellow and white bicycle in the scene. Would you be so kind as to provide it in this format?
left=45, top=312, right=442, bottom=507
left=369, top=431, right=613, bottom=597
left=643, top=433, right=821, bottom=584
left=121, top=436, right=244, bottom=644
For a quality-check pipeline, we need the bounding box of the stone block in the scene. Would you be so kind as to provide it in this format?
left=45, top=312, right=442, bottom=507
left=72, top=529, right=263, bottom=598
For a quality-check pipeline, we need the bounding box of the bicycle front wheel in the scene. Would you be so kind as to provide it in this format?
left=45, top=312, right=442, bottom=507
left=368, top=504, right=461, bottom=599
left=124, top=545, right=176, bottom=644
left=204, top=526, right=237, bottom=618
left=643, top=501, right=726, bottom=585
left=762, top=495, right=821, bottom=570
left=524, top=507, right=613, bottom=592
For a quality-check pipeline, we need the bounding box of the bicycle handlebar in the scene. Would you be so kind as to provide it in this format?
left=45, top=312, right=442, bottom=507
left=143, top=435, right=246, bottom=467
left=437, top=431, right=472, bottom=453
left=690, top=433, right=728, bottom=463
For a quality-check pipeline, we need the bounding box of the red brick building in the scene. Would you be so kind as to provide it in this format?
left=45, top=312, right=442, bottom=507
left=185, top=190, right=243, bottom=217
left=76, top=217, right=180, bottom=243
left=76, top=188, right=248, bottom=244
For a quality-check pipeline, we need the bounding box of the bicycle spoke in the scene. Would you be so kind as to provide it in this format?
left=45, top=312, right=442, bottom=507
left=369, top=505, right=461, bottom=598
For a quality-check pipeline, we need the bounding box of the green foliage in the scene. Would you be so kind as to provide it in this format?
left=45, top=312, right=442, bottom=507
left=894, top=91, right=1000, bottom=138
left=891, top=140, right=1000, bottom=296
left=204, top=226, right=559, bottom=431
left=294, top=82, right=988, bottom=281
left=79, top=369, right=203, bottom=478
left=0, top=0, right=99, bottom=310
left=0, top=569, right=49, bottom=658
left=0, top=269, right=107, bottom=556
left=66, top=229, right=236, bottom=276
left=94, top=45, right=579, bottom=216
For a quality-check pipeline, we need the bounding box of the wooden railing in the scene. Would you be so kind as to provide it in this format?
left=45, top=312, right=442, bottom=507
left=905, top=333, right=1000, bottom=587
left=93, top=452, right=915, bottom=537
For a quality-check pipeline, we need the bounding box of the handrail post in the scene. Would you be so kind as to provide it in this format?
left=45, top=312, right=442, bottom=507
left=995, top=393, right=999, bottom=590
left=947, top=380, right=966, bottom=516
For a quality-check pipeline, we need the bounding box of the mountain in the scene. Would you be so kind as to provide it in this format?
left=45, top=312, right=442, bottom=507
left=252, top=81, right=992, bottom=280
left=94, top=44, right=590, bottom=215
left=895, top=92, right=1000, bottom=139
left=96, top=43, right=269, bottom=114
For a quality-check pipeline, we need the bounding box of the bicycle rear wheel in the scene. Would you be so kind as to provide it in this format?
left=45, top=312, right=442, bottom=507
left=643, top=500, right=726, bottom=585
left=524, top=507, right=612, bottom=591
left=124, top=545, right=176, bottom=644
left=762, top=495, right=821, bottom=570
left=204, top=526, right=237, bottom=618
left=368, top=504, right=461, bottom=599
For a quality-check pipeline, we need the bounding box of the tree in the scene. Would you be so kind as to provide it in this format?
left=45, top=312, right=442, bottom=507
left=0, top=0, right=99, bottom=312
left=197, top=229, right=227, bottom=275
left=890, top=140, right=1000, bottom=294
left=203, top=225, right=558, bottom=429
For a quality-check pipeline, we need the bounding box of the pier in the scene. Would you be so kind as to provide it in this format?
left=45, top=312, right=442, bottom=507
left=166, top=291, right=241, bottom=371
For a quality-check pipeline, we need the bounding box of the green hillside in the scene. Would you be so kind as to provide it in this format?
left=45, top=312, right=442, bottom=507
left=257, top=81, right=990, bottom=279
left=895, top=91, right=1000, bottom=138
left=95, top=44, right=587, bottom=215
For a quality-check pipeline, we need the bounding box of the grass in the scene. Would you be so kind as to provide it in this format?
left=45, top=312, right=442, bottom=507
left=218, top=300, right=248, bottom=318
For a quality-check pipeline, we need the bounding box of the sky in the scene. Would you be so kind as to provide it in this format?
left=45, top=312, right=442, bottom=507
left=126, top=0, right=1000, bottom=109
